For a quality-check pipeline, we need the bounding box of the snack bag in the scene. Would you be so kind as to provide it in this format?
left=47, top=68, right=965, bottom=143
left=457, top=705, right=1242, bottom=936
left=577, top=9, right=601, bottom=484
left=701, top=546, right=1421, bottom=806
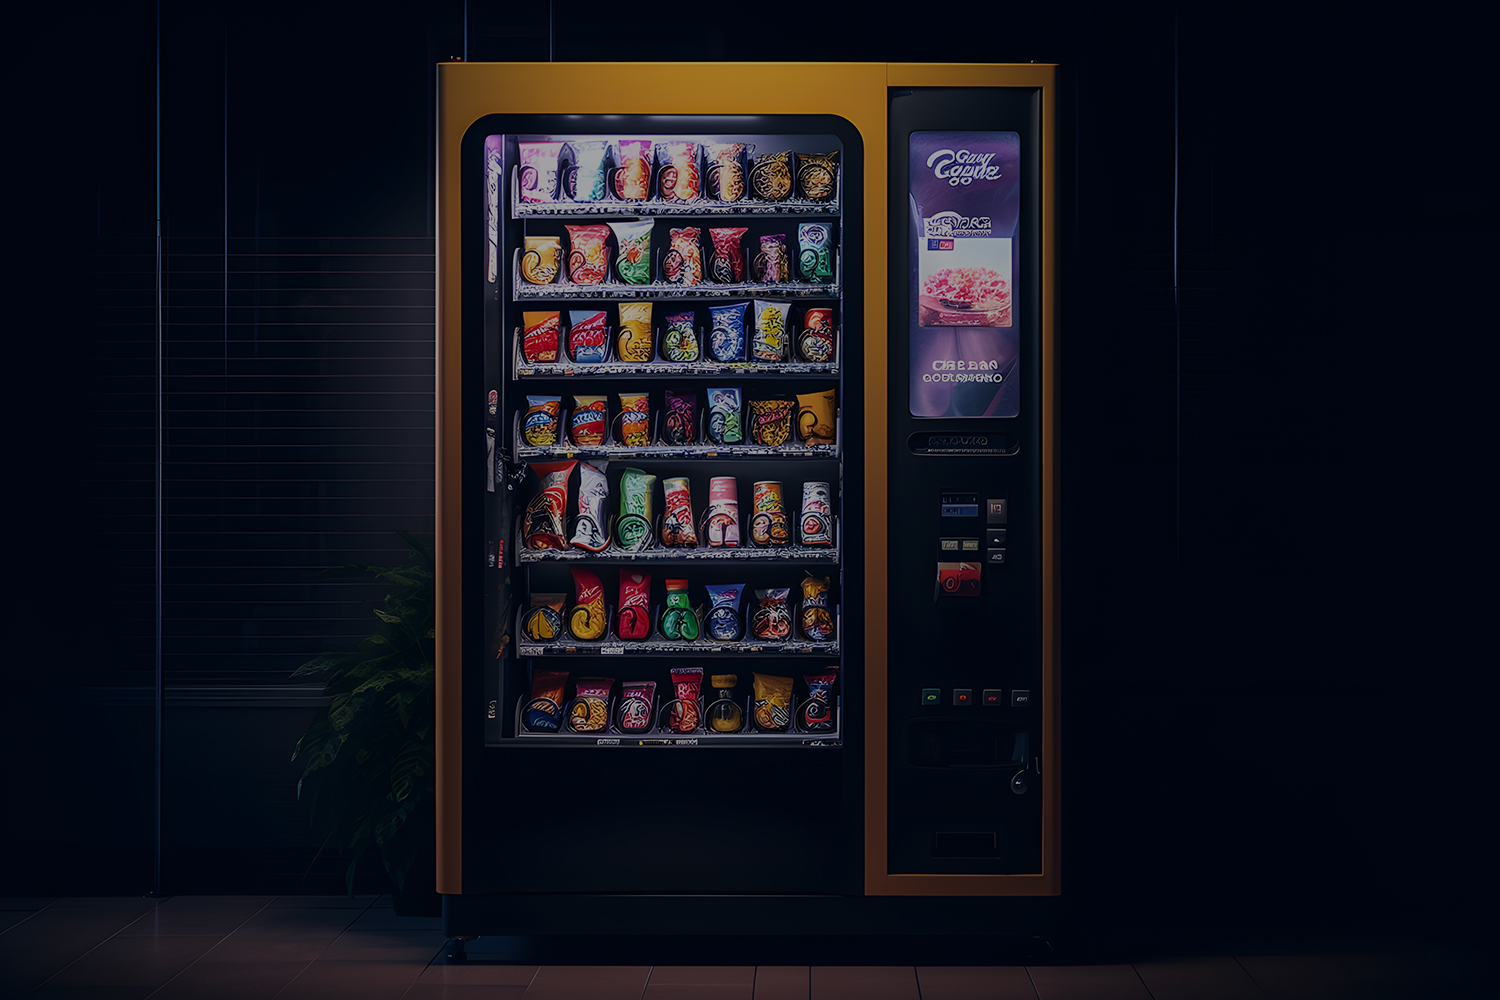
left=795, top=151, right=839, bottom=202
left=563, top=140, right=609, bottom=202
left=707, top=674, right=743, bottom=732
left=751, top=587, right=792, bottom=641
left=798, top=307, right=835, bottom=363
left=752, top=299, right=790, bottom=362
left=523, top=593, right=564, bottom=642
left=799, top=573, right=833, bottom=640
left=705, top=583, right=744, bottom=641
left=569, top=677, right=613, bottom=732
left=663, top=389, right=696, bottom=446
left=616, top=570, right=651, bottom=641
left=655, top=141, right=701, bottom=201
left=752, top=673, right=793, bottom=732
left=799, top=482, right=834, bottom=548
left=567, top=309, right=609, bottom=364
left=705, top=142, right=751, bottom=202
left=520, top=236, right=561, bottom=284
left=518, top=141, right=563, bottom=202
left=708, top=227, right=747, bottom=284
left=796, top=388, right=837, bottom=446
left=608, top=220, right=653, bottom=285
left=662, top=311, right=700, bottom=363
left=752, top=235, right=789, bottom=284
left=616, top=468, right=656, bottom=551
left=705, top=477, right=740, bottom=548
left=749, top=150, right=793, bottom=202
left=668, top=666, right=704, bottom=732
left=797, top=223, right=834, bottom=282
left=749, top=396, right=794, bottom=447
left=800, top=667, right=838, bottom=732
left=617, top=680, right=656, bottom=732
left=522, top=312, right=560, bottom=365
left=664, top=227, right=703, bottom=285
left=611, top=139, right=652, bottom=200
left=705, top=388, right=742, bottom=445
left=660, top=478, right=698, bottom=548
left=522, top=460, right=574, bottom=550
left=564, top=224, right=610, bottom=284
left=568, top=568, right=607, bottom=640
left=749, top=481, right=790, bottom=547
left=660, top=578, right=699, bottom=639
left=616, top=392, right=651, bottom=447
left=522, top=395, right=562, bottom=447
left=617, top=302, right=653, bottom=363
left=525, top=668, right=568, bottom=731
left=708, top=302, right=747, bottom=363
left=570, top=395, right=608, bottom=447
left=569, top=461, right=610, bottom=552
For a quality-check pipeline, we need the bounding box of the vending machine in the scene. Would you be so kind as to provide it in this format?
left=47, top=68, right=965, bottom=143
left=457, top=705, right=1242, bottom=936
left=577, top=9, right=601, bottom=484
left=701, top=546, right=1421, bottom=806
left=435, top=63, right=1058, bottom=935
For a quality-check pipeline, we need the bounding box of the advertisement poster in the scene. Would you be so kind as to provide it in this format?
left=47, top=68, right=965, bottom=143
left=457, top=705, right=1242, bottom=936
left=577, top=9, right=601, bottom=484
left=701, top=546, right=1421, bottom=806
left=909, top=132, right=1020, bottom=418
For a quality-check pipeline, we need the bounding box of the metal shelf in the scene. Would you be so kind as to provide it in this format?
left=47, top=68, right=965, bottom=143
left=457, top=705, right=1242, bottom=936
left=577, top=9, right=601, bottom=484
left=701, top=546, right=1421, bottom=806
left=514, top=441, right=839, bottom=462
left=518, top=541, right=839, bottom=564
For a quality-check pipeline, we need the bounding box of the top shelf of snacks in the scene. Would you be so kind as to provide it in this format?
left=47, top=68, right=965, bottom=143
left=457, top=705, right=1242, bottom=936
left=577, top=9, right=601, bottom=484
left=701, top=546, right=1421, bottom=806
left=510, top=140, right=841, bottom=219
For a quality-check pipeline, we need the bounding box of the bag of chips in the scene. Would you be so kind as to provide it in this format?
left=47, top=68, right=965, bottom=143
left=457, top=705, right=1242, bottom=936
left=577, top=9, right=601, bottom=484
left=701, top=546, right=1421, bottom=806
left=617, top=680, right=656, bottom=732
left=655, top=141, right=701, bottom=201
left=522, top=460, right=574, bottom=550
left=707, top=674, right=743, bottom=732
left=799, top=482, right=834, bottom=548
left=570, top=395, right=608, bottom=447
left=708, top=302, right=747, bottom=362
left=520, top=236, right=561, bottom=285
left=569, top=677, right=613, bottom=732
left=752, top=673, right=793, bottom=732
left=795, top=151, right=839, bottom=202
left=522, top=395, right=562, bottom=447
left=608, top=220, right=652, bottom=285
left=616, top=392, right=651, bottom=447
left=567, top=309, right=609, bottom=364
left=705, top=477, right=740, bottom=548
left=796, top=388, right=837, bottom=446
left=752, top=234, right=789, bottom=284
left=705, top=142, right=751, bottom=202
left=797, top=223, right=834, bottom=282
left=523, top=593, right=564, bottom=642
left=616, top=468, right=656, bottom=551
left=705, top=583, right=744, bottom=641
left=799, top=573, right=833, bottom=640
left=751, top=587, right=792, bottom=641
left=662, top=311, right=700, bottom=363
left=664, top=227, right=703, bottom=286
left=663, top=390, right=696, bottom=446
left=752, top=299, right=790, bottom=362
left=568, top=568, right=607, bottom=640
left=611, top=139, right=651, bottom=201
left=708, top=227, right=747, bottom=284
left=569, top=461, right=610, bottom=552
left=749, top=397, right=794, bottom=447
left=617, top=302, right=653, bottom=363
left=705, top=387, right=742, bottom=445
left=616, top=570, right=651, bottom=641
left=522, top=312, right=560, bottom=365
left=668, top=666, right=703, bottom=732
left=565, top=224, right=610, bottom=284
left=525, top=668, right=568, bottom=731
left=660, top=577, right=700, bottom=639
left=563, top=140, right=609, bottom=202
left=518, top=141, right=563, bottom=202
left=660, top=478, right=697, bottom=548
left=798, top=307, right=835, bottom=363
left=800, top=667, right=838, bottom=732
left=749, top=150, right=793, bottom=202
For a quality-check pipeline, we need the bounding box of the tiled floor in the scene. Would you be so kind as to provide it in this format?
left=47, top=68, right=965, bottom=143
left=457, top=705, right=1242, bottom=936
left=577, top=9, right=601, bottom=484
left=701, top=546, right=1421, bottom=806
left=0, top=896, right=1489, bottom=999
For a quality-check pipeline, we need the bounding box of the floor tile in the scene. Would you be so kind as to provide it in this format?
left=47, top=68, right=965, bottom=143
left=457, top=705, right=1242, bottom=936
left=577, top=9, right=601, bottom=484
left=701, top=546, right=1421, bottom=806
left=1026, top=964, right=1153, bottom=1000
left=404, top=987, right=529, bottom=999
left=1133, top=957, right=1263, bottom=999
left=272, top=957, right=433, bottom=1000
left=346, top=908, right=447, bottom=933
left=0, top=897, right=57, bottom=910
left=316, top=928, right=448, bottom=963
left=416, top=964, right=540, bottom=986
left=521, top=965, right=653, bottom=999
left=645, top=984, right=753, bottom=1000
left=267, top=895, right=378, bottom=909
left=0, top=897, right=161, bottom=997
left=28, top=933, right=223, bottom=999
left=650, top=966, right=757, bottom=985
left=811, top=966, right=920, bottom=1000
left=1, top=910, right=40, bottom=934
left=119, top=895, right=275, bottom=936
left=916, top=965, right=1040, bottom=999
left=207, top=907, right=371, bottom=963
left=753, top=966, right=809, bottom=1000
left=1234, top=952, right=1424, bottom=999
left=149, top=958, right=315, bottom=1000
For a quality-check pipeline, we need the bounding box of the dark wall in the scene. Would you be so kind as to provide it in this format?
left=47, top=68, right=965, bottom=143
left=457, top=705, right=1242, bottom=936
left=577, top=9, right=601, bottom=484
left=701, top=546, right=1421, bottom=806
left=8, top=0, right=1491, bottom=927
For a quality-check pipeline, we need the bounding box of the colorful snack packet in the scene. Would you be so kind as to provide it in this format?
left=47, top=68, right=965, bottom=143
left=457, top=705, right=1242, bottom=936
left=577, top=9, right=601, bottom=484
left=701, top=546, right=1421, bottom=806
left=660, top=478, right=698, bottom=548
left=799, top=573, right=834, bottom=639
left=523, top=395, right=562, bottom=446
left=661, top=311, right=700, bottom=363
left=616, top=570, right=652, bottom=641
left=705, top=142, right=751, bottom=202
left=795, top=151, right=839, bottom=202
left=749, top=150, right=793, bottom=202
left=568, top=568, right=607, bottom=640
left=707, top=227, right=747, bottom=284
left=616, top=468, right=657, bottom=551
left=617, top=680, right=656, bottom=732
left=616, top=302, right=653, bottom=363
left=752, top=234, right=789, bottom=284
left=518, top=141, right=563, bottom=202
left=663, top=390, right=696, bottom=446
left=752, top=673, right=793, bottom=732
left=750, top=481, right=790, bottom=547
left=705, top=477, right=740, bottom=547
left=799, top=482, right=834, bottom=548
left=608, top=220, right=653, bottom=285
left=660, top=578, right=700, bottom=639
left=570, top=395, right=608, bottom=447
left=525, top=668, right=569, bottom=731
left=708, top=302, right=747, bottom=362
left=611, top=139, right=652, bottom=201
left=664, top=227, right=703, bottom=286
left=569, top=677, right=613, bottom=732
left=707, top=674, right=743, bottom=732
left=705, top=387, right=742, bottom=445
left=522, top=460, right=574, bottom=549
left=705, top=583, right=744, bottom=641
left=520, top=236, right=561, bottom=284
left=798, top=307, right=835, bottom=363
left=569, top=461, right=610, bottom=552
left=796, top=388, right=837, bottom=446
left=567, top=309, right=609, bottom=364
left=565, top=224, right=611, bottom=284
left=797, top=223, right=834, bottom=282
left=563, top=140, right=610, bottom=202
left=668, top=666, right=703, bottom=732
left=751, top=587, right=792, bottom=641
left=800, top=667, right=838, bottom=732
left=749, top=396, right=795, bottom=447
left=752, top=299, right=790, bottom=362
left=522, top=312, right=560, bottom=365
left=616, top=392, right=651, bottom=447
left=523, top=593, right=564, bottom=642
left=655, top=141, right=701, bottom=201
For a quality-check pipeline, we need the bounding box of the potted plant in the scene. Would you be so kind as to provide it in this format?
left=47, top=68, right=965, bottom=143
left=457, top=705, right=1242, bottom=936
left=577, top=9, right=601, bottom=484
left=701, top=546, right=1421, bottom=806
left=291, top=530, right=440, bottom=915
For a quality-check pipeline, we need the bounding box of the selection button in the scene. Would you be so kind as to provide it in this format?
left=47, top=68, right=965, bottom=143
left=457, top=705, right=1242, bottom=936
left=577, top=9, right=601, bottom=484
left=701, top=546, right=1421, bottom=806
left=987, top=549, right=1007, bottom=564
left=987, top=529, right=1007, bottom=547
left=953, top=688, right=973, bottom=706
left=987, top=499, right=1008, bottom=524
left=982, top=688, right=1003, bottom=705
left=1010, top=689, right=1031, bottom=708
left=921, top=688, right=941, bottom=706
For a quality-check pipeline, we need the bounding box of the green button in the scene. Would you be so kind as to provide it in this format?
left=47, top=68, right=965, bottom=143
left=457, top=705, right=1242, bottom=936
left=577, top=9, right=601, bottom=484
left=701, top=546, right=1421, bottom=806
left=921, top=688, right=941, bottom=705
